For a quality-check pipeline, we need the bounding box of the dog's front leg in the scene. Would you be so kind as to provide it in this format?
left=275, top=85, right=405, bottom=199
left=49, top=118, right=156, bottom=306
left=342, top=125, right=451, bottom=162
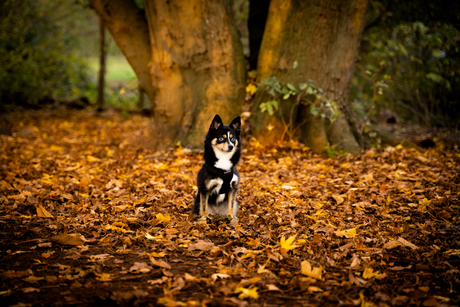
left=199, top=192, right=209, bottom=218
left=227, top=189, right=235, bottom=219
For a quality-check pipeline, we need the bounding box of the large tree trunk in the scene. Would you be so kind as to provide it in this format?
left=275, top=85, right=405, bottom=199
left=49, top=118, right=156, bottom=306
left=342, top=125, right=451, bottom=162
left=251, top=0, right=369, bottom=154
left=91, top=0, right=245, bottom=148
left=144, top=0, right=245, bottom=146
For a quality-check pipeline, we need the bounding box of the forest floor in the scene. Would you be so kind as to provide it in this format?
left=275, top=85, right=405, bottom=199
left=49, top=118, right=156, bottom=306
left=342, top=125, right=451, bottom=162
left=0, top=109, right=459, bottom=306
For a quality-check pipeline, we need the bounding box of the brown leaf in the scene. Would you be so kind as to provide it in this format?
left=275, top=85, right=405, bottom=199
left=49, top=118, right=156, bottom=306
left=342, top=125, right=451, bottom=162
left=332, top=194, right=344, bottom=205
left=51, top=233, right=85, bottom=246
left=188, top=240, right=215, bottom=252
left=149, top=256, right=171, bottom=269
left=36, top=205, right=54, bottom=218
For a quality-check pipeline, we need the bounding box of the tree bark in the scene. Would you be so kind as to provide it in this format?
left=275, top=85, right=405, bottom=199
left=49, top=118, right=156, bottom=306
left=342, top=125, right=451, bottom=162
left=91, top=0, right=245, bottom=148
left=143, top=0, right=245, bottom=146
left=251, top=0, right=369, bottom=154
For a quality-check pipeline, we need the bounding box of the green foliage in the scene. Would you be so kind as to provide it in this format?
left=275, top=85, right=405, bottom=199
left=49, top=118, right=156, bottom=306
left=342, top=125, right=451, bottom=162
left=0, top=0, right=95, bottom=106
left=352, top=17, right=460, bottom=128
left=256, top=76, right=339, bottom=141
left=258, top=76, right=338, bottom=121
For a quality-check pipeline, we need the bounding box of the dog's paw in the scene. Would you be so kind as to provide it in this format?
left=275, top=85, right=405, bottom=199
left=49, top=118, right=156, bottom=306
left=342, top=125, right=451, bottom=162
left=197, top=215, right=208, bottom=224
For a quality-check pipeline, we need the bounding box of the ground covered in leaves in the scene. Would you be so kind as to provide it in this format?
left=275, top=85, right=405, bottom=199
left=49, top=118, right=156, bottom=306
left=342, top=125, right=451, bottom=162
left=1, top=109, right=459, bottom=307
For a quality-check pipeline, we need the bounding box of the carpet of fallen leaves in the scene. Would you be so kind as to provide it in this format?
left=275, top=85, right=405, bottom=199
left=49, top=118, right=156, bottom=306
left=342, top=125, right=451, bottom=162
left=1, top=109, right=460, bottom=307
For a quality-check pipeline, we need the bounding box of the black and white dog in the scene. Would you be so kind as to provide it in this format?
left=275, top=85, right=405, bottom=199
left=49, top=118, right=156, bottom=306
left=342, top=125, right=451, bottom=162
left=192, top=114, right=241, bottom=219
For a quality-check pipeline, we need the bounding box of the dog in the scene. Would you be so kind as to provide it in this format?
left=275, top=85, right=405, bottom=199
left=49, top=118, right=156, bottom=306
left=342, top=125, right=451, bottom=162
left=192, top=114, right=241, bottom=219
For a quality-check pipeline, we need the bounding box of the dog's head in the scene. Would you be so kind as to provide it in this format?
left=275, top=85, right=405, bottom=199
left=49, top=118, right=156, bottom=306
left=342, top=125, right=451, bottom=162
left=205, top=114, right=241, bottom=153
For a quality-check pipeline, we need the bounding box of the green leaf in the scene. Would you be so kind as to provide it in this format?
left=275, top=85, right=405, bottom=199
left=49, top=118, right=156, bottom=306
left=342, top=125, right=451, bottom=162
left=267, top=103, right=274, bottom=116
left=283, top=93, right=290, bottom=100
left=426, top=72, right=443, bottom=83
left=287, top=83, right=297, bottom=92
left=310, top=104, right=318, bottom=116
left=270, top=100, right=279, bottom=110
left=259, top=102, right=267, bottom=113
left=299, top=83, right=307, bottom=90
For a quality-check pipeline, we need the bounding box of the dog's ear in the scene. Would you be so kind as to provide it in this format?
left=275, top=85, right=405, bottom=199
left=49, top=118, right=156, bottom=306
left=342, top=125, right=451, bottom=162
left=210, top=114, right=223, bottom=131
left=230, top=116, right=241, bottom=133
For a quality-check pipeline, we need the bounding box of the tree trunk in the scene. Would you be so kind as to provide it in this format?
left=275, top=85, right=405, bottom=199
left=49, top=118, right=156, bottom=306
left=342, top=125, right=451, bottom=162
left=143, top=0, right=245, bottom=146
left=90, top=0, right=155, bottom=108
left=91, top=0, right=245, bottom=148
left=251, top=0, right=369, bottom=154
left=96, top=16, right=106, bottom=111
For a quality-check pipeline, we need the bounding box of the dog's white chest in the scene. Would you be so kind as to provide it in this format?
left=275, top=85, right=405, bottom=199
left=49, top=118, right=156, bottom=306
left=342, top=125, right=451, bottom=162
left=213, top=149, right=234, bottom=171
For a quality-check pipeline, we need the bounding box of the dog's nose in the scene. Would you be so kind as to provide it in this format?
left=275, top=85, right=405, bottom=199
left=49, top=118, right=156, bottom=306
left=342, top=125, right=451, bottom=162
left=228, top=144, right=234, bottom=151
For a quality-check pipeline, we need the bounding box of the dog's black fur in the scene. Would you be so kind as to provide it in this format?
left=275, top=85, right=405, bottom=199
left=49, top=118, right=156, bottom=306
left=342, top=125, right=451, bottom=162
left=192, top=114, right=241, bottom=218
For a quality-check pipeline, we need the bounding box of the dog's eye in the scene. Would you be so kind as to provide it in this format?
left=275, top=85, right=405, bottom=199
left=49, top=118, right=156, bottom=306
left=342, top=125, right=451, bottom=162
left=218, top=137, right=224, bottom=142
left=230, top=138, right=235, bottom=142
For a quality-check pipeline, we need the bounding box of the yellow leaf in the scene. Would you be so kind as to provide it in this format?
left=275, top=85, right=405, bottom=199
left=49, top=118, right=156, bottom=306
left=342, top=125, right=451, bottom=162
left=335, top=228, right=356, bottom=238
left=150, top=252, right=166, bottom=258
left=104, top=225, right=127, bottom=233
left=245, top=84, right=257, bottom=95
left=257, top=259, right=270, bottom=274
left=49, top=145, right=63, bottom=152
left=87, top=155, right=100, bottom=163
left=0, top=180, right=14, bottom=190
left=315, top=209, right=327, bottom=216
left=234, top=287, right=259, bottom=300
left=36, top=205, right=54, bottom=218
left=363, top=267, right=380, bottom=279
left=145, top=233, right=163, bottom=241
left=155, top=213, right=171, bottom=224
left=301, top=260, right=322, bottom=279
left=98, top=273, right=111, bottom=281
left=280, top=235, right=297, bottom=251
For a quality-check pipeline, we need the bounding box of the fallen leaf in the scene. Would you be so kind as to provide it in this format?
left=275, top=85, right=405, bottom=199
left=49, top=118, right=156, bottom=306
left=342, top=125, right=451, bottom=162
left=234, top=287, right=258, bottom=300
left=335, top=228, right=356, bottom=238
left=188, top=240, right=215, bottom=252
left=22, top=287, right=40, bottom=293
left=97, top=273, right=112, bottom=281
left=332, top=194, right=344, bottom=205
left=397, top=237, right=419, bottom=250
left=149, top=256, right=171, bottom=269
left=280, top=235, right=297, bottom=252
left=23, top=276, right=45, bottom=283
left=129, top=262, right=152, bottom=274
left=36, top=205, right=54, bottom=218
left=155, top=213, right=171, bottom=225
left=211, top=273, right=230, bottom=282
left=301, top=261, right=322, bottom=279
left=266, top=284, right=281, bottom=291
left=51, top=233, right=85, bottom=246
left=363, top=267, right=380, bottom=279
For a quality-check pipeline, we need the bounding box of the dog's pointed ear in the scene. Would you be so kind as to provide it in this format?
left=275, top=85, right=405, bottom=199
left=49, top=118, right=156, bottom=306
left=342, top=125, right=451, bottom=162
left=230, top=116, right=241, bottom=133
left=210, top=114, right=223, bottom=130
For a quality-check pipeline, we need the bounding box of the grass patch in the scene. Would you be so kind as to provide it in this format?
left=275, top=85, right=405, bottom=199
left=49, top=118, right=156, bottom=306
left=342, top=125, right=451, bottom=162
left=87, top=56, right=136, bottom=82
